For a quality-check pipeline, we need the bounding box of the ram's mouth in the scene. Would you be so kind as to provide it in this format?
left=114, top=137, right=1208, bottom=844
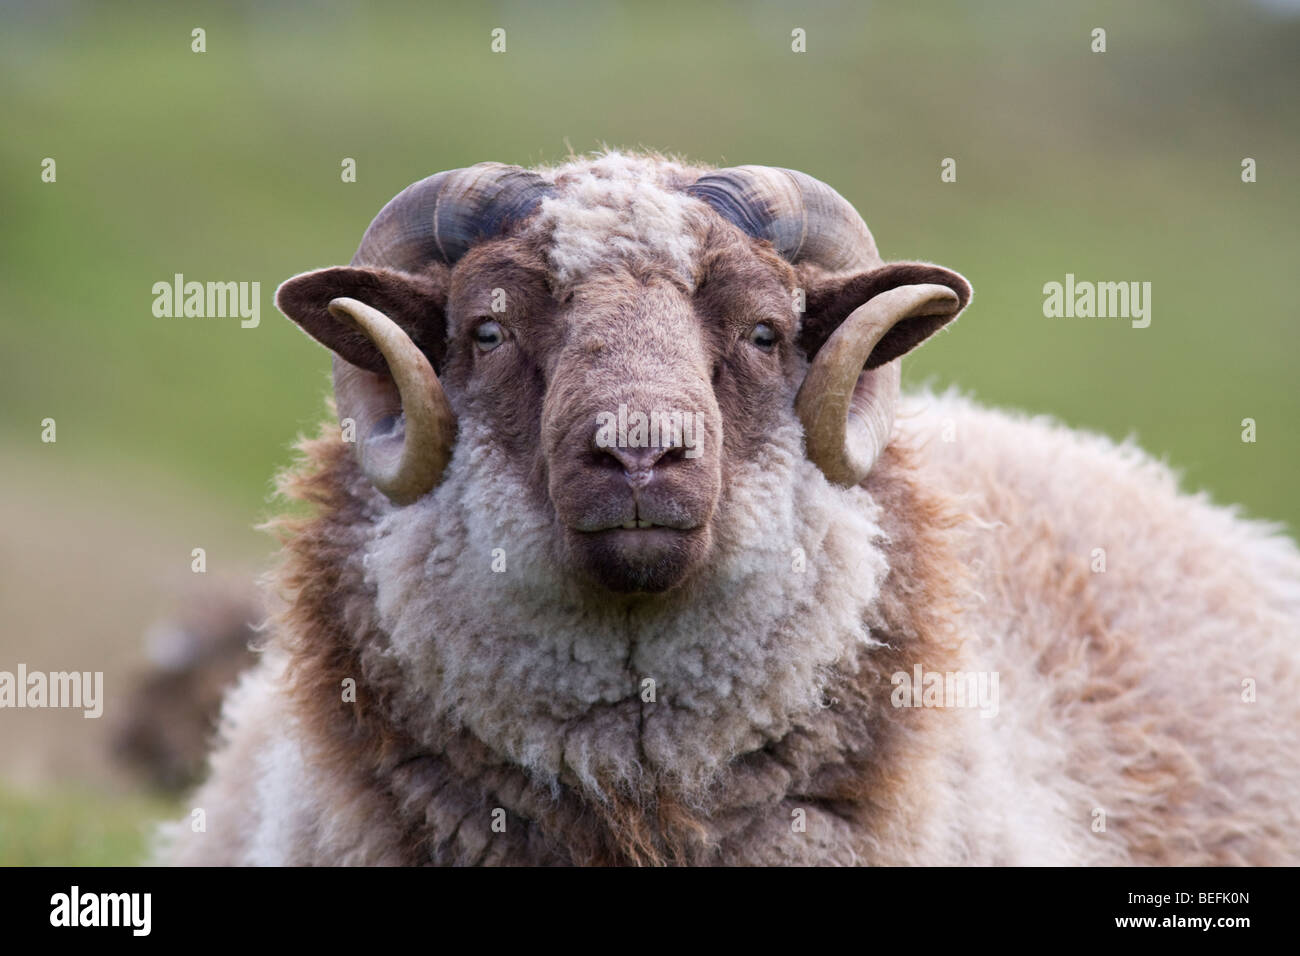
left=563, top=511, right=710, bottom=594
left=593, top=524, right=698, bottom=544
left=572, top=512, right=699, bottom=534
left=583, top=520, right=695, bottom=533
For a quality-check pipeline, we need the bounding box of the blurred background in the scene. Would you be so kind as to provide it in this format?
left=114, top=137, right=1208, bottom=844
left=1, top=0, right=1297, bottom=863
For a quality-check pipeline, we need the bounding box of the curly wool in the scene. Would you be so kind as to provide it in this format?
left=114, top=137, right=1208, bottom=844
left=364, top=419, right=891, bottom=801
left=535, top=151, right=707, bottom=288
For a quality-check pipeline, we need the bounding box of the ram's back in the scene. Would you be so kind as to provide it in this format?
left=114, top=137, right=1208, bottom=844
left=903, top=391, right=1300, bottom=863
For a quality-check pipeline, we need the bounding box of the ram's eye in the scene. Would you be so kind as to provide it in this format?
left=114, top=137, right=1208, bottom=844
left=474, top=320, right=505, bottom=352
left=749, top=323, right=777, bottom=351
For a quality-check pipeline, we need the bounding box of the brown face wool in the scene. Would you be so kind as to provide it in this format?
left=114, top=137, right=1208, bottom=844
left=160, top=151, right=1300, bottom=866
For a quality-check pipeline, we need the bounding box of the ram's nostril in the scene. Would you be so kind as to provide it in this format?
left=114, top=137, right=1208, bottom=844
left=612, top=445, right=666, bottom=471
left=658, top=444, right=687, bottom=465
left=590, top=442, right=678, bottom=486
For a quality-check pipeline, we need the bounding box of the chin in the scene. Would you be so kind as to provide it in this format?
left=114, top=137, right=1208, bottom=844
left=568, top=526, right=712, bottom=594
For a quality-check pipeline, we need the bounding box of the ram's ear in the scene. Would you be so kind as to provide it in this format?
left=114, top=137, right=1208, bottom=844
left=797, top=262, right=972, bottom=366
left=275, top=266, right=449, bottom=374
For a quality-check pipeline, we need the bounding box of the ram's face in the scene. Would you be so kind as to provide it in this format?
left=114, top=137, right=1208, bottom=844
left=275, top=157, right=971, bottom=597
left=439, top=225, right=803, bottom=592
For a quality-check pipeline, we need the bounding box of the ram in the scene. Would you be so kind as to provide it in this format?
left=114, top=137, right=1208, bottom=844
left=163, top=151, right=1300, bottom=865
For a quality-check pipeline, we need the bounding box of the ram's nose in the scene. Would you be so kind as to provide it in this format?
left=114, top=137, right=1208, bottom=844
left=592, top=442, right=688, bottom=487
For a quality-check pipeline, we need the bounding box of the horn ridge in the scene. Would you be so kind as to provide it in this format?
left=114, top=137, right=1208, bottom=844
left=686, top=165, right=879, bottom=273
left=354, top=163, right=554, bottom=271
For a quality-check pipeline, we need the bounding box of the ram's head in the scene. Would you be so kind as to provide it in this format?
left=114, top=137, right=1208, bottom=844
left=277, top=154, right=970, bottom=594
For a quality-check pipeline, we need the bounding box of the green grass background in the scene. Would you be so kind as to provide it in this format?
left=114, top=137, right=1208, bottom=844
left=1, top=0, right=1296, bottom=863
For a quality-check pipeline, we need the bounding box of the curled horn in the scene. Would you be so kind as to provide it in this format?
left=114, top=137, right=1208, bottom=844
left=328, top=297, right=455, bottom=505
left=337, top=163, right=553, bottom=502
left=353, top=162, right=554, bottom=271
left=686, top=165, right=881, bottom=273
left=689, top=165, right=958, bottom=484
left=794, top=285, right=961, bottom=486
